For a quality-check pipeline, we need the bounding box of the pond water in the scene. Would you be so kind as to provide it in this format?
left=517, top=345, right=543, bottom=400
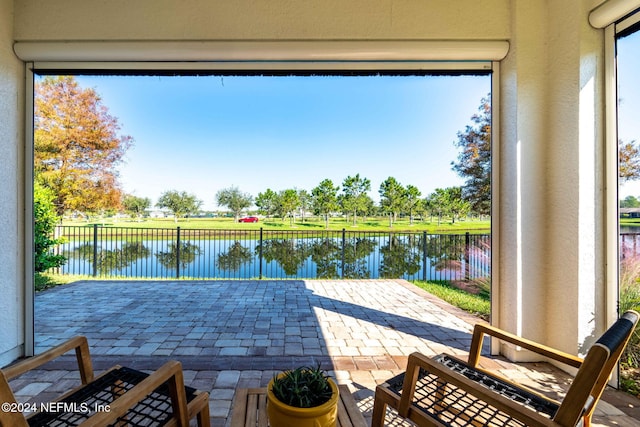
left=54, top=233, right=491, bottom=282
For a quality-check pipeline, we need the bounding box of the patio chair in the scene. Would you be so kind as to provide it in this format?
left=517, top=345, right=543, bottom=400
left=0, top=335, right=211, bottom=427
left=372, top=310, right=639, bottom=427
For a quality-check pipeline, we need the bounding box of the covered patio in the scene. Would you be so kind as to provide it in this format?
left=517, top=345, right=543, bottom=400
left=8, top=279, right=638, bottom=426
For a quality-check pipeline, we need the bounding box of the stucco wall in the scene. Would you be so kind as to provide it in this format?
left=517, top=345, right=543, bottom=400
left=8, top=0, right=615, bottom=361
left=13, top=0, right=510, bottom=41
left=0, top=0, right=24, bottom=366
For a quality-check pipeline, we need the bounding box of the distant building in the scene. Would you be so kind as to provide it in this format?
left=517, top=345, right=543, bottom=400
left=620, top=208, right=640, bottom=218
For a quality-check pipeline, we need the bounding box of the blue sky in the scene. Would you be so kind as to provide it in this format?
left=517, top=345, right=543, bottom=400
left=618, top=30, right=640, bottom=199
left=72, top=73, right=491, bottom=210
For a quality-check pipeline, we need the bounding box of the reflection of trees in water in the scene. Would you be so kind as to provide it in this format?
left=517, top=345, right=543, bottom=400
left=379, top=235, right=421, bottom=278
left=344, top=238, right=377, bottom=278
left=310, top=239, right=340, bottom=278
left=217, top=241, right=252, bottom=272
left=68, top=242, right=150, bottom=274
left=424, top=234, right=466, bottom=274
left=257, top=239, right=311, bottom=276
left=155, top=242, right=200, bottom=270
left=311, top=238, right=377, bottom=279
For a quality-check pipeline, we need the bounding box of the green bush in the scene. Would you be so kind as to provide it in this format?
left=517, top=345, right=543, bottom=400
left=34, top=182, right=66, bottom=273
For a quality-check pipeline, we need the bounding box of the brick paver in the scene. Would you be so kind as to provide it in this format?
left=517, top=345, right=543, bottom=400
left=3, top=279, right=636, bottom=426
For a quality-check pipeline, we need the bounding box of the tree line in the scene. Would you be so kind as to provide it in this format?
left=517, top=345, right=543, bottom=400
left=128, top=178, right=476, bottom=229
left=32, top=76, right=491, bottom=269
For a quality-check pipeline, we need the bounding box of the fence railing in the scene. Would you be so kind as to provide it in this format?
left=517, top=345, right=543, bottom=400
left=51, top=225, right=491, bottom=282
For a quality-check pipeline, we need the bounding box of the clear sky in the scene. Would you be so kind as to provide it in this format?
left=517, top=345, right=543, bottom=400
left=69, top=73, right=491, bottom=211
left=618, top=30, right=640, bottom=199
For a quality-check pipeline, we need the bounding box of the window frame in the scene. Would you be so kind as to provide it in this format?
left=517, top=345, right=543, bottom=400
left=24, top=58, right=500, bottom=356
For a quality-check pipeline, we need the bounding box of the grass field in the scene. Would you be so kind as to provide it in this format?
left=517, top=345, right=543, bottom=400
left=62, top=216, right=490, bottom=234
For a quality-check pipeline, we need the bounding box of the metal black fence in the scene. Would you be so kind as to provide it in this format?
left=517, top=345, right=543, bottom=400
left=51, top=225, right=491, bottom=282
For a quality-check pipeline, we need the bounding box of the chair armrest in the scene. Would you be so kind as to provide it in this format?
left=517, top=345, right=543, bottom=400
left=399, top=352, right=559, bottom=427
left=77, top=360, right=190, bottom=427
left=468, top=324, right=583, bottom=369
left=2, top=336, right=94, bottom=384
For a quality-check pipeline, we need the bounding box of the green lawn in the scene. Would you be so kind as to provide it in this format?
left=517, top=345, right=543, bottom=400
left=411, top=280, right=490, bottom=321
left=63, top=216, right=490, bottom=233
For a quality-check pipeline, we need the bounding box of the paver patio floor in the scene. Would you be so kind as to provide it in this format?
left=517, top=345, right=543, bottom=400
left=6, top=279, right=638, bottom=426
left=35, top=279, right=479, bottom=364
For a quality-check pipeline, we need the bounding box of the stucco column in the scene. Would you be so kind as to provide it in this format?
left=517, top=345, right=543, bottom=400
left=544, top=0, right=606, bottom=355
left=0, top=0, right=26, bottom=366
left=497, top=0, right=549, bottom=357
left=497, top=0, right=606, bottom=360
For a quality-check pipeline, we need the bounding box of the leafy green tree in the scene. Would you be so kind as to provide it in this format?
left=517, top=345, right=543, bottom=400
left=404, top=184, right=422, bottom=225
left=122, top=194, right=151, bottom=219
left=255, top=188, right=279, bottom=217
left=452, top=95, right=491, bottom=216
left=312, top=179, right=339, bottom=229
left=279, top=189, right=300, bottom=225
left=35, top=76, right=133, bottom=215
left=156, top=190, right=202, bottom=222
left=379, top=176, right=406, bottom=227
left=446, top=186, right=472, bottom=223
left=34, top=182, right=66, bottom=273
left=427, top=187, right=470, bottom=224
left=619, top=139, right=640, bottom=183
left=426, top=188, right=450, bottom=225
left=621, top=195, right=640, bottom=208
left=297, top=189, right=311, bottom=222
left=216, top=186, right=253, bottom=222
left=341, top=174, right=371, bottom=226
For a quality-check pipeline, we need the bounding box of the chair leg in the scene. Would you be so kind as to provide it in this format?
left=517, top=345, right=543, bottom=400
left=372, top=388, right=388, bottom=427
left=197, top=401, right=210, bottom=427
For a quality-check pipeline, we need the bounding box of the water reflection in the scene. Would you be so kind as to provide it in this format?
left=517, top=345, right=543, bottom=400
left=425, top=234, right=466, bottom=272
left=57, top=230, right=491, bottom=281
left=257, top=239, right=312, bottom=275
left=310, top=238, right=377, bottom=278
left=379, top=235, right=421, bottom=278
left=155, top=242, right=200, bottom=270
left=217, top=241, right=253, bottom=272
left=66, top=242, right=150, bottom=274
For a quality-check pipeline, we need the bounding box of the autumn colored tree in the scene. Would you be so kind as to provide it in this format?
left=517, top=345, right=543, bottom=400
left=452, top=95, right=491, bottom=216
left=34, top=76, right=133, bottom=215
left=619, top=139, right=640, bottom=183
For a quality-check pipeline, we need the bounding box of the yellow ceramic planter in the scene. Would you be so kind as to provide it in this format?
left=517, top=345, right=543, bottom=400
left=266, top=377, right=339, bottom=427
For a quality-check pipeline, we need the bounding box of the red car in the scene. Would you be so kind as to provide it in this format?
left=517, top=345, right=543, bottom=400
left=238, top=216, right=259, bottom=223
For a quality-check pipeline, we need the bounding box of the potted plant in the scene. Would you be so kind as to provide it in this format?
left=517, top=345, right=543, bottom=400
left=267, top=364, right=339, bottom=427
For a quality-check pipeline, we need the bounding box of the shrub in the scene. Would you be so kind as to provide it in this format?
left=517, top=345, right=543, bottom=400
left=34, top=182, right=66, bottom=273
